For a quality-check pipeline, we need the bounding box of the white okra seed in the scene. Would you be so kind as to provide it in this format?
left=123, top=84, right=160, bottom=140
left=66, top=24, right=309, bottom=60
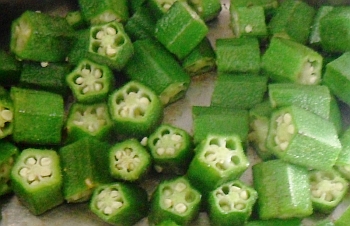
left=19, top=167, right=29, bottom=177
left=1, top=110, right=13, bottom=121
left=175, top=203, right=187, bottom=213
left=164, top=198, right=173, bottom=208
left=75, top=77, right=84, bottom=85
left=157, top=148, right=165, bottom=155
left=111, top=201, right=123, bottom=209
left=94, top=83, right=103, bottom=91
left=40, top=157, right=51, bottom=166
left=96, top=31, right=105, bottom=39
left=104, top=207, right=113, bottom=215
left=106, top=27, right=117, bottom=35
left=175, top=182, right=187, bottom=192
left=283, top=113, right=292, bottom=124
left=26, top=157, right=36, bottom=165
left=287, top=124, right=295, bottom=134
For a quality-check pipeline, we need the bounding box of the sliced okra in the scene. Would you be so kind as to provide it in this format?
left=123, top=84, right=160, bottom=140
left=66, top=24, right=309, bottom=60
left=109, top=139, right=151, bottom=182
left=90, top=182, right=148, bottom=226
left=208, top=180, right=258, bottom=226
left=66, top=59, right=115, bottom=103
left=0, top=87, right=14, bottom=139
left=124, top=7, right=157, bottom=41
left=188, top=0, right=222, bottom=22
left=334, top=203, right=350, bottom=226
left=335, top=126, right=350, bottom=180
left=187, top=134, right=249, bottom=196
left=147, top=0, right=177, bottom=19
left=309, top=169, right=348, bottom=214
left=11, top=148, right=64, bottom=215
left=309, top=6, right=334, bottom=47
left=108, top=81, right=163, bottom=138
left=149, top=176, right=202, bottom=226
left=266, top=105, right=341, bottom=170
left=0, top=141, right=19, bottom=196
left=0, top=50, right=21, bottom=86
left=229, top=0, right=279, bottom=18
left=147, top=124, right=193, bottom=175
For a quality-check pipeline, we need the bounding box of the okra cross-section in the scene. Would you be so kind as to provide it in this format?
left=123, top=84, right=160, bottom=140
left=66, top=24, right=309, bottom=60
left=108, top=81, right=163, bottom=138
left=66, top=59, right=115, bottom=103
left=10, top=148, right=64, bottom=215
left=187, top=134, right=249, bottom=196
left=149, top=176, right=202, bottom=225
left=90, top=182, right=148, bottom=226
left=208, top=180, right=258, bottom=226
left=109, top=139, right=151, bottom=182
left=0, top=87, right=14, bottom=139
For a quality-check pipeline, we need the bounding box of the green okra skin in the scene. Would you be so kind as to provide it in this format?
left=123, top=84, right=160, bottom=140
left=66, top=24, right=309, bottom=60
left=309, top=169, right=348, bottom=214
left=229, top=0, right=279, bottom=19
left=66, top=58, right=115, bottom=104
left=78, top=0, right=129, bottom=25
left=67, top=29, right=90, bottom=66
left=266, top=105, right=342, bottom=170
left=10, top=87, right=65, bottom=145
left=147, top=124, right=193, bottom=175
left=329, top=95, right=343, bottom=135
left=65, top=11, right=88, bottom=30
left=186, top=134, right=249, bottom=196
left=262, top=37, right=323, bottom=85
left=181, top=37, right=216, bottom=76
left=335, top=126, right=350, bottom=180
left=207, top=180, right=258, bottom=226
left=187, top=0, right=222, bottom=22
left=211, top=74, right=268, bottom=109
left=309, top=6, right=334, bottom=47
left=0, top=141, right=19, bottom=196
left=59, top=137, right=113, bottom=203
left=146, top=0, right=178, bottom=20
left=10, top=148, right=64, bottom=215
left=0, top=50, right=21, bottom=87
left=124, top=7, right=157, bottom=41
left=19, top=62, right=71, bottom=96
left=10, top=11, right=75, bottom=62
left=109, top=139, right=151, bottom=182
left=129, top=0, right=147, bottom=14
left=154, top=0, right=209, bottom=59
left=108, top=81, right=163, bottom=139
left=267, top=0, right=315, bottom=44
left=88, top=21, right=134, bottom=71
left=149, top=176, right=202, bottom=226
left=124, top=39, right=191, bottom=106
left=192, top=106, right=249, bottom=145
left=253, top=159, right=313, bottom=220
left=0, top=87, right=14, bottom=139
left=215, top=37, right=261, bottom=74
left=230, top=5, right=267, bottom=38
left=334, top=204, right=350, bottom=226
left=65, top=102, right=114, bottom=144
left=156, top=220, right=181, bottom=226
left=90, top=182, right=149, bottom=226
left=245, top=218, right=303, bottom=226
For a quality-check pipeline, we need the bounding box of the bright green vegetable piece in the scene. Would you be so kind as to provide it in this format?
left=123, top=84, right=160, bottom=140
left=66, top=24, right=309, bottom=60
left=253, top=159, right=313, bottom=220
left=149, top=176, right=202, bottom=226
left=229, top=0, right=278, bottom=18
left=11, top=148, right=64, bottom=215
left=147, top=0, right=177, bottom=19
left=188, top=0, right=222, bottom=22
left=208, top=180, right=258, bottom=226
left=335, top=126, right=350, bottom=180
left=0, top=50, right=21, bottom=86
left=0, top=87, right=14, bottom=139
left=309, top=6, right=334, bottom=47
left=90, top=182, right=148, bottom=226
left=124, top=7, right=156, bottom=41
left=0, top=141, right=19, bottom=196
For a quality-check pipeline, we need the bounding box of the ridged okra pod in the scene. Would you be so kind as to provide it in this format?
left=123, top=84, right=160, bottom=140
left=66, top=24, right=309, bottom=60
left=229, top=0, right=279, bottom=18
left=124, top=7, right=156, bottom=41
left=309, top=6, right=334, bottom=47
left=335, top=126, right=350, bottom=179
left=188, top=0, right=222, bottom=22
left=0, top=141, right=19, bottom=196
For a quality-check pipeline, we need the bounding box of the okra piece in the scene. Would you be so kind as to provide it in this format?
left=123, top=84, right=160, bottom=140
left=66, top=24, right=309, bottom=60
left=147, top=124, right=193, bottom=175
left=208, top=180, right=258, bottom=226
left=59, top=137, right=113, bottom=203
left=0, top=141, right=19, bottom=196
left=253, top=159, right=313, bottom=220
left=108, top=81, right=163, bottom=138
left=78, top=0, right=129, bottom=24
left=154, top=0, right=209, bottom=59
left=188, top=0, right=222, bottom=22
left=187, top=134, right=249, bottom=196
left=10, top=148, right=64, bottom=215
left=149, top=176, right=202, bottom=225
left=124, top=7, right=156, bottom=41
left=90, top=182, right=148, bottom=226
left=309, top=6, right=334, bottom=47
left=10, top=87, right=64, bottom=145
left=10, top=11, right=74, bottom=62
left=329, top=95, right=343, bottom=135
left=335, top=126, right=350, bottom=180
left=266, top=105, right=342, bottom=170
left=268, top=0, right=315, bottom=44
left=181, top=37, right=216, bottom=76
left=109, top=139, right=151, bottom=182
left=65, top=102, right=114, bottom=143
left=124, top=39, right=191, bottom=106
left=262, top=37, right=323, bottom=85
left=309, top=169, right=348, bottom=214
left=146, top=0, right=177, bottom=19
left=245, top=218, right=302, bottom=226
left=129, top=0, right=147, bottom=14
left=67, top=29, right=90, bottom=66
left=0, top=50, right=21, bottom=86
left=216, top=37, right=260, bottom=74
left=65, top=10, right=88, bottom=30
left=211, top=74, right=268, bottom=109
left=229, top=0, right=278, bottom=18
left=0, top=87, right=14, bottom=139
left=66, top=59, right=115, bottom=103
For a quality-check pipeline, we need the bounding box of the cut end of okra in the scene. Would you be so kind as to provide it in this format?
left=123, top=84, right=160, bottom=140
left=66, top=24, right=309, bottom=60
left=91, top=24, right=124, bottom=57
left=72, top=104, right=108, bottom=133
left=94, top=186, right=125, bottom=215
left=161, top=182, right=196, bottom=214
left=159, top=82, right=188, bottom=106
left=299, top=59, right=321, bottom=85
left=12, top=19, right=31, bottom=53
left=272, top=112, right=295, bottom=151
left=214, top=183, right=251, bottom=211
left=18, top=156, right=53, bottom=186
left=91, top=10, right=119, bottom=25
left=151, top=126, right=185, bottom=158
left=0, top=106, right=13, bottom=138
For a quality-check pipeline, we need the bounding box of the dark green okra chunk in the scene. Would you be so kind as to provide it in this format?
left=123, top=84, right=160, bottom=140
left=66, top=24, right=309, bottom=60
left=309, top=6, right=334, bottom=47
left=90, top=182, right=148, bottom=226
left=0, top=141, right=19, bottom=196
left=147, top=123, right=193, bottom=175
left=65, top=102, right=114, bottom=143
left=0, top=50, right=21, bottom=86
left=188, top=0, right=222, bottom=22
left=309, top=169, right=348, bottom=214
left=149, top=176, right=202, bottom=226
left=66, top=59, right=115, bottom=103
left=262, top=37, right=323, bottom=85
left=124, top=39, right=191, bottom=106
left=147, top=0, right=177, bottom=20
left=108, top=81, right=163, bottom=138
left=78, top=0, right=129, bottom=24
left=11, top=148, right=64, bottom=215
left=154, top=0, right=209, bottom=59
left=109, top=139, right=151, bottom=182
left=67, top=29, right=90, bottom=66
left=187, top=134, right=249, bottom=196
left=59, top=137, right=113, bottom=203
left=10, top=11, right=74, bottom=62
left=0, top=87, right=14, bottom=139
left=11, top=87, right=65, bottom=145
left=253, top=159, right=312, bottom=220
left=266, top=105, right=341, bottom=170
left=208, top=180, right=258, bottom=226
left=124, top=7, right=157, bottom=41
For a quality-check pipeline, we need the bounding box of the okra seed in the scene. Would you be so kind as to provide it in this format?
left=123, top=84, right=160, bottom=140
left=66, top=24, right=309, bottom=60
left=96, top=31, right=105, bottom=40
left=154, top=165, right=163, bottom=173
left=40, top=168, right=52, bottom=177
left=334, top=182, right=344, bottom=191
left=279, top=141, right=289, bottom=151
left=230, top=186, right=241, bottom=193
left=240, top=190, right=249, bottom=200
left=40, top=62, right=49, bottom=67
left=94, top=83, right=103, bottom=91
left=97, top=201, right=105, bottom=209
left=157, top=148, right=165, bottom=155
left=175, top=182, right=187, bottom=192
left=94, top=69, right=102, bottom=78
left=312, top=189, right=322, bottom=198
left=75, top=77, right=84, bottom=85
left=104, top=207, right=113, bottom=215
left=245, top=25, right=253, bottom=33
left=165, top=147, right=175, bottom=155
left=110, top=190, right=120, bottom=198
left=219, top=199, right=231, bottom=211
left=175, top=203, right=187, bottom=213
left=171, top=134, right=182, bottom=142
left=204, top=151, right=217, bottom=161
left=162, top=187, right=173, bottom=196
left=140, top=137, right=148, bottom=146
left=164, top=198, right=173, bottom=208
left=309, top=75, right=318, bottom=84
left=162, top=3, right=172, bottom=10
left=106, top=27, right=117, bottom=35
left=106, top=45, right=117, bottom=56
left=1, top=109, right=13, bottom=121
left=324, top=193, right=334, bottom=202
left=287, top=125, right=295, bottom=134
left=140, top=97, right=150, bottom=105
left=26, top=157, right=37, bottom=165
left=283, top=113, right=292, bottom=124
left=234, top=203, right=246, bottom=210
left=19, top=167, right=29, bottom=177
left=82, top=86, right=90, bottom=94
left=111, top=201, right=123, bottom=209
